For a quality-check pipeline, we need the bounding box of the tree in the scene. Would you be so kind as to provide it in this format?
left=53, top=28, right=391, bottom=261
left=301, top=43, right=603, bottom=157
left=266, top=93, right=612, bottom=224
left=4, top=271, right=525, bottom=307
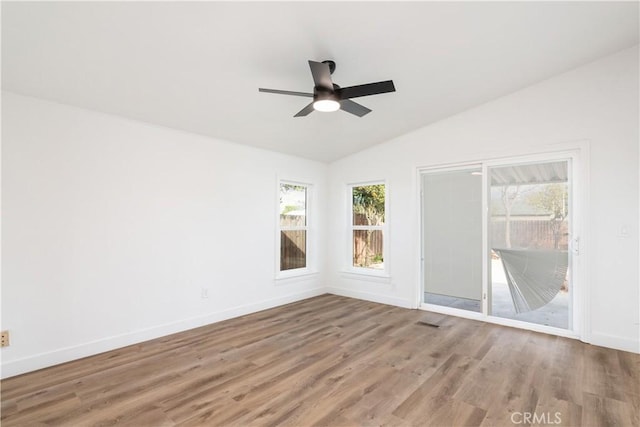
left=352, top=185, right=385, bottom=267
left=501, top=185, right=522, bottom=248
left=352, top=185, right=385, bottom=225
left=526, top=183, right=568, bottom=249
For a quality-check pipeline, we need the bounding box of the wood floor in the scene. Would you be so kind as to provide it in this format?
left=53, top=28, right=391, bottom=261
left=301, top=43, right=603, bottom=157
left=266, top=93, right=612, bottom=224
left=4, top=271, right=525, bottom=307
left=1, top=294, right=638, bottom=426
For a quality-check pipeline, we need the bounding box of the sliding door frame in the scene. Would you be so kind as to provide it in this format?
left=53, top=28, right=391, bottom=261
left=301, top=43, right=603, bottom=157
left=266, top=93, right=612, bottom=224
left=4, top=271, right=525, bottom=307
left=417, top=144, right=589, bottom=342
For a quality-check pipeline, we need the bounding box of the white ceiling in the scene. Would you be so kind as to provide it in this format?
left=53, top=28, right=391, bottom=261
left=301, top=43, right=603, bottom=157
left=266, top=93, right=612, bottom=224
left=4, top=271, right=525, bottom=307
left=2, top=2, right=638, bottom=163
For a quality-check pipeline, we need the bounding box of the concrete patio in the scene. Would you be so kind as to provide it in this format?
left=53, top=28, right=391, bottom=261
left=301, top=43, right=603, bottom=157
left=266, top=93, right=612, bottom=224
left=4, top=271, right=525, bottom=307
left=425, top=259, right=569, bottom=329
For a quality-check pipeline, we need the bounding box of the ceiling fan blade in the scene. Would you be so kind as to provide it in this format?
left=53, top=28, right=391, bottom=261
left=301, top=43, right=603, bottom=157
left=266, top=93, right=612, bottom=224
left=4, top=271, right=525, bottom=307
left=338, top=80, right=396, bottom=100
left=308, top=60, right=334, bottom=90
left=259, top=88, right=313, bottom=97
left=294, top=102, right=315, bottom=117
left=340, top=99, right=372, bottom=117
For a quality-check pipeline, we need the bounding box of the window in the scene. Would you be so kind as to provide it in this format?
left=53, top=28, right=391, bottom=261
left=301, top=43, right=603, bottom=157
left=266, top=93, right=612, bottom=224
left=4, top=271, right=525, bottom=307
left=279, top=183, right=308, bottom=273
left=350, top=183, right=386, bottom=271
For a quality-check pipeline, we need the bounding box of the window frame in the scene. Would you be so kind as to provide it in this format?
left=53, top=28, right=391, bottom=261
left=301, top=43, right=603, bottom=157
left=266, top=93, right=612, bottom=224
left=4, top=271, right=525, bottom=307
left=276, top=180, right=313, bottom=279
left=347, top=181, right=389, bottom=277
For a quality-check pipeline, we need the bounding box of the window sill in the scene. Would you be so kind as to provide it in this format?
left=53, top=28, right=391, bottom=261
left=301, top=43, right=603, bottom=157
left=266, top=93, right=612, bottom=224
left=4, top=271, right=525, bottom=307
left=339, top=270, right=391, bottom=284
left=275, top=270, right=319, bottom=284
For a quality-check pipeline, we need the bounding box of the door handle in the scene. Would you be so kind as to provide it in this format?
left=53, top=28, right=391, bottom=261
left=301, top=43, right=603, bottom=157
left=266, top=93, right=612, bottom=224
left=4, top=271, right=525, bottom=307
left=572, top=236, right=580, bottom=255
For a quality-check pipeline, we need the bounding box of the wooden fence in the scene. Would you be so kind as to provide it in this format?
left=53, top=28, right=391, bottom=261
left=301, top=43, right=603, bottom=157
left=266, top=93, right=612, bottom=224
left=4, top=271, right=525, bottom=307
left=281, top=231, right=306, bottom=270
left=283, top=216, right=566, bottom=269
left=280, top=214, right=306, bottom=270
left=353, top=230, right=383, bottom=267
left=491, top=219, right=569, bottom=250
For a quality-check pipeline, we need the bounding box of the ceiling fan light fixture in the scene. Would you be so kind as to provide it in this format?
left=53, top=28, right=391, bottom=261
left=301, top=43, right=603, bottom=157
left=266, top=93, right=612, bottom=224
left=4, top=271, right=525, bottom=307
left=259, top=59, right=395, bottom=117
left=313, top=99, right=340, bottom=112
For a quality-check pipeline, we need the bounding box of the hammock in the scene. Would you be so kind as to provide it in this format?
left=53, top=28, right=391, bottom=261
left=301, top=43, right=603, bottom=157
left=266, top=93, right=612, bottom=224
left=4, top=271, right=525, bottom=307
left=493, top=248, right=568, bottom=313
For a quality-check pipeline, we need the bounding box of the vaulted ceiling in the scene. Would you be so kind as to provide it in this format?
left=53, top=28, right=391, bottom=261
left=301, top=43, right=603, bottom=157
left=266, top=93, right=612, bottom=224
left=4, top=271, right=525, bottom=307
left=2, top=2, right=638, bottom=162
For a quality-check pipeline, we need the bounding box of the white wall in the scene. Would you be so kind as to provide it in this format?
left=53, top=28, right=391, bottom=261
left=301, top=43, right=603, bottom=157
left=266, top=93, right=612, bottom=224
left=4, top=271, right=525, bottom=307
left=1, top=92, right=327, bottom=378
left=327, top=46, right=639, bottom=353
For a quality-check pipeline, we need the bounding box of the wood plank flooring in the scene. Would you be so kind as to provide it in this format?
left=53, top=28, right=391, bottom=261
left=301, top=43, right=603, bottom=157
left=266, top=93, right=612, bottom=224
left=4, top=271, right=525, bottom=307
left=1, top=294, right=638, bottom=426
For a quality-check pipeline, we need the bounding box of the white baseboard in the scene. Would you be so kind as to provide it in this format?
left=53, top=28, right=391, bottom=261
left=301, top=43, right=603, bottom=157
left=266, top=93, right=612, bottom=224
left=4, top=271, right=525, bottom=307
left=589, top=331, right=640, bottom=354
left=1, top=288, right=326, bottom=379
left=326, top=286, right=414, bottom=309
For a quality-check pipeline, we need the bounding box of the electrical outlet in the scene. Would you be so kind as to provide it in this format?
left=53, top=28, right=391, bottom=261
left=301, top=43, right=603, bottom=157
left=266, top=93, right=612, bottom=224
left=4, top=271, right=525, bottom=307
left=1, top=331, right=9, bottom=347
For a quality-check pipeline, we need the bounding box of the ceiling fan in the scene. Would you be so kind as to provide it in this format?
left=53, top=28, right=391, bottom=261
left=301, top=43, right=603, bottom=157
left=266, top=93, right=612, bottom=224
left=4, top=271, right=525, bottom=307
left=259, top=60, right=396, bottom=117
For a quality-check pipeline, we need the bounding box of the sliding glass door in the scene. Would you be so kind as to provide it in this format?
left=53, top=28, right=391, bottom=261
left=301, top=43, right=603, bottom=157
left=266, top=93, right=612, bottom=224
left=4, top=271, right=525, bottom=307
left=421, top=155, right=576, bottom=334
left=488, top=160, right=571, bottom=329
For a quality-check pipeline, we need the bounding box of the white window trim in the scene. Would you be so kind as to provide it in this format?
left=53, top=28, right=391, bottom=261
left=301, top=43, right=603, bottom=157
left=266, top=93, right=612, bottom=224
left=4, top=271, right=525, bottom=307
left=346, top=181, right=390, bottom=277
left=276, top=179, right=314, bottom=280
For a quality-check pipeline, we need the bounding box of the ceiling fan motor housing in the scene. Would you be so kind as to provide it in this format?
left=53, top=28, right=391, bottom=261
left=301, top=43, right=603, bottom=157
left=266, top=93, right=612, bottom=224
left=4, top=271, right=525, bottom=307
left=314, top=86, right=339, bottom=103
